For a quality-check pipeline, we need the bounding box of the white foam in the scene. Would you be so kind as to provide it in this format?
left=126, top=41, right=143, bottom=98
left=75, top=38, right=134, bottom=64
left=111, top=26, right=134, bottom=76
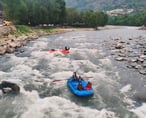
left=50, top=71, right=72, bottom=80
left=49, top=57, right=71, bottom=71
left=20, top=93, right=118, bottom=118
left=99, top=58, right=112, bottom=66
left=11, top=64, right=42, bottom=77
left=120, top=85, right=135, bottom=106
left=71, top=48, right=98, bottom=54
left=120, top=84, right=132, bottom=93
left=31, top=51, right=53, bottom=60
left=0, top=71, right=6, bottom=76
left=8, top=55, right=28, bottom=65
left=131, top=103, right=146, bottom=118
left=32, top=41, right=48, bottom=49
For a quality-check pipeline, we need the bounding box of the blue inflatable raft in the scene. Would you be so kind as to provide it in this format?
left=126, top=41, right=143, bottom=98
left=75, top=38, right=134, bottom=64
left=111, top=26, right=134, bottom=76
left=67, top=77, right=94, bottom=97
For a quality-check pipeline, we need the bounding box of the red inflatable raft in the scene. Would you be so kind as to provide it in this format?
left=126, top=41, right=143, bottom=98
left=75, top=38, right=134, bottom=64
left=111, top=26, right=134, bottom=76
left=49, top=49, right=69, bottom=54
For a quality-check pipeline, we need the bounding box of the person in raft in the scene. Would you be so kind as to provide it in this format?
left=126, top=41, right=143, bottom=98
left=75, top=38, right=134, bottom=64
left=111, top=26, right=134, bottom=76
left=51, top=49, right=56, bottom=51
left=65, top=46, right=70, bottom=50
left=72, top=72, right=78, bottom=80
left=77, top=82, right=84, bottom=90
left=0, top=81, right=20, bottom=94
left=85, top=81, right=92, bottom=90
left=78, top=76, right=83, bottom=82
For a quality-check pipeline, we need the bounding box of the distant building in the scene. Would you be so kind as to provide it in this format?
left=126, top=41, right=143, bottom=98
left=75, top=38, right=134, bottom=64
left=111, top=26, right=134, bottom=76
left=106, top=9, right=134, bottom=16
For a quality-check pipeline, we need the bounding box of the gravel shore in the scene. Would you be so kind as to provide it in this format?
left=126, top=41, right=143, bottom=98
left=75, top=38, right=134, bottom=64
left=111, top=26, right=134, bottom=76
left=0, top=26, right=93, bottom=55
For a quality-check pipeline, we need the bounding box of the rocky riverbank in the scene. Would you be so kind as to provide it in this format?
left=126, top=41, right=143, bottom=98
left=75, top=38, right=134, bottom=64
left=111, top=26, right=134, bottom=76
left=0, top=25, right=93, bottom=55
left=104, top=34, right=146, bottom=75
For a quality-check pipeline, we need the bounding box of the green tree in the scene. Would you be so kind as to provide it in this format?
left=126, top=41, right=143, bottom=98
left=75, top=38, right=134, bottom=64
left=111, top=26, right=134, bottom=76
left=96, top=11, right=108, bottom=26
left=108, top=12, right=146, bottom=26
left=2, top=0, right=66, bottom=26
left=81, top=10, right=108, bottom=28
left=65, top=8, right=80, bottom=26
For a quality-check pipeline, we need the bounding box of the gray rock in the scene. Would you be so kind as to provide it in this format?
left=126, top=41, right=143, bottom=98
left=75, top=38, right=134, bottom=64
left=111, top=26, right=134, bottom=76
left=128, top=62, right=138, bottom=68
left=115, top=43, right=124, bottom=49
left=118, top=53, right=126, bottom=57
left=115, top=57, right=126, bottom=61
left=144, top=51, right=146, bottom=55
left=143, top=63, right=146, bottom=68
left=139, top=69, right=146, bottom=75
left=135, top=64, right=142, bottom=69
left=140, top=55, right=146, bottom=59
left=137, top=58, right=144, bottom=63
left=0, top=45, right=6, bottom=55
left=128, top=58, right=138, bottom=62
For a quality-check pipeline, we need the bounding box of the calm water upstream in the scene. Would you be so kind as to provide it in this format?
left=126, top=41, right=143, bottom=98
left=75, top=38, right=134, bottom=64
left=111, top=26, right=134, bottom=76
left=0, top=27, right=146, bottom=118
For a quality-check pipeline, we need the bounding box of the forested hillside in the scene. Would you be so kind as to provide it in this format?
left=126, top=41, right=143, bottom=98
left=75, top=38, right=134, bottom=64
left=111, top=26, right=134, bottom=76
left=65, top=0, right=146, bottom=12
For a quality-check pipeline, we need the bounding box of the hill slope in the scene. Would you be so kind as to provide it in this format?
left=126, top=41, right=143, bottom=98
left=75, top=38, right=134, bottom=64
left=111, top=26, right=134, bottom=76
left=65, top=0, right=146, bottom=12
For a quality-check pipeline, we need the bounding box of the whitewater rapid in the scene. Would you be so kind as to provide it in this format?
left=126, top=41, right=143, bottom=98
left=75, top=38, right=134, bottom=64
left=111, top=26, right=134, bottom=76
left=0, top=28, right=146, bottom=118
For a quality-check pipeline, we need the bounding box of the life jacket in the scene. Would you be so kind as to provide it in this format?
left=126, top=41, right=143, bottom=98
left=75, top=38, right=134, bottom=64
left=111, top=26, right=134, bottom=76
left=86, top=82, right=92, bottom=90
left=78, top=83, right=83, bottom=90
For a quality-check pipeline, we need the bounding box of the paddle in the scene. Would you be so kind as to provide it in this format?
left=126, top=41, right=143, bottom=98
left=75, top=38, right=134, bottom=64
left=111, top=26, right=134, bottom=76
left=52, top=79, right=68, bottom=82
left=52, top=76, right=93, bottom=82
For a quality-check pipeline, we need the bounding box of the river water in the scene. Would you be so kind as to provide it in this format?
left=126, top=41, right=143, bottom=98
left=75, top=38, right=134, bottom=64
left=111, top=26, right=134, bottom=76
left=0, top=27, right=146, bottom=118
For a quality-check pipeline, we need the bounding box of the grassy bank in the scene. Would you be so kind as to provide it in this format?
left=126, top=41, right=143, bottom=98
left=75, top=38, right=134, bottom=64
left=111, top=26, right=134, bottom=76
left=0, top=25, right=94, bottom=45
left=10, top=25, right=94, bottom=37
left=0, top=24, right=94, bottom=40
left=10, top=25, right=53, bottom=37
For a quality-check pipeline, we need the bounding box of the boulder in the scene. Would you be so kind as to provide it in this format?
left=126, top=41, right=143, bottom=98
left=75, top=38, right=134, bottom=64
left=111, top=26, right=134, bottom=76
left=115, top=57, right=126, bottom=61
left=115, top=43, right=124, bottom=49
left=139, top=69, right=146, bottom=75
left=0, top=45, right=6, bottom=55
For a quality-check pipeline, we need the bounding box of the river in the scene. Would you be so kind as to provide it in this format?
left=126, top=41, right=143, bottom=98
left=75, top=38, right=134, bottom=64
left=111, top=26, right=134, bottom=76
left=0, top=27, right=146, bottom=118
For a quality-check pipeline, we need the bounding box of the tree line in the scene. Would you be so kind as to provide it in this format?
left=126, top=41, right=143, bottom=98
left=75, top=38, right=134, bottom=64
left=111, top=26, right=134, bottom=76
left=108, top=12, right=146, bottom=26
left=2, top=0, right=66, bottom=26
left=65, top=8, right=108, bottom=28
left=1, top=0, right=146, bottom=27
left=1, top=0, right=108, bottom=28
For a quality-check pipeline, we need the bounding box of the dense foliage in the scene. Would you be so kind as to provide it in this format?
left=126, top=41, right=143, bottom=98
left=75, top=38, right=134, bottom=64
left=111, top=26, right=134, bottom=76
left=1, top=0, right=108, bottom=28
left=2, top=0, right=66, bottom=26
left=108, top=12, right=146, bottom=26
left=65, top=8, right=108, bottom=28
